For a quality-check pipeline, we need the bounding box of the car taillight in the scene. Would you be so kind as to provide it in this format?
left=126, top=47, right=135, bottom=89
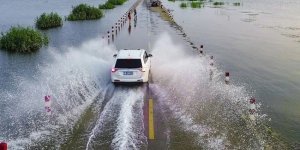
left=139, top=68, right=145, bottom=72
left=111, top=68, right=118, bottom=72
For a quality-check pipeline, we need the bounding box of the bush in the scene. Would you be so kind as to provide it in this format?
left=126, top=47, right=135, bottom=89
left=0, top=26, right=48, bottom=53
left=99, top=0, right=127, bottom=9
left=107, top=0, right=127, bottom=5
left=180, top=2, right=187, bottom=8
left=68, top=4, right=103, bottom=21
left=36, top=12, right=63, bottom=30
left=213, top=1, right=225, bottom=5
left=191, top=1, right=203, bottom=8
left=99, top=2, right=115, bottom=9
left=233, top=2, right=240, bottom=6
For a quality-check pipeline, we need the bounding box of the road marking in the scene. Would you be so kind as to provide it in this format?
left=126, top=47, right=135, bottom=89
left=149, top=99, right=155, bottom=140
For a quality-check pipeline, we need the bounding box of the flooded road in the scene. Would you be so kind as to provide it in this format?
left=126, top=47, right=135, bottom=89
left=0, top=0, right=298, bottom=149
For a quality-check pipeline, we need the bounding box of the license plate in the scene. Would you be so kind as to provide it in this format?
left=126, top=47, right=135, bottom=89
left=123, top=71, right=133, bottom=75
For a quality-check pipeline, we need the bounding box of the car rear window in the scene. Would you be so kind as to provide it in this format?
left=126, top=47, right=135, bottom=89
left=115, top=59, right=142, bottom=68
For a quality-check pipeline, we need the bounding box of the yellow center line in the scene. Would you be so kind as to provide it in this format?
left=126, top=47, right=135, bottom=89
left=149, top=99, right=155, bottom=140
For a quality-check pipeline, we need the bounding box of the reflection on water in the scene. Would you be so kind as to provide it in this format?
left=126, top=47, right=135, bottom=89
left=134, top=17, right=137, bottom=27
left=128, top=22, right=132, bottom=34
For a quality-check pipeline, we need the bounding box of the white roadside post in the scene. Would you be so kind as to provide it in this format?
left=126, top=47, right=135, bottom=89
left=44, top=95, right=52, bottom=116
left=107, top=31, right=110, bottom=44
left=209, top=56, right=214, bottom=66
left=209, top=56, right=214, bottom=81
left=200, top=45, right=204, bottom=55
left=249, top=98, right=256, bottom=121
left=225, top=72, right=230, bottom=84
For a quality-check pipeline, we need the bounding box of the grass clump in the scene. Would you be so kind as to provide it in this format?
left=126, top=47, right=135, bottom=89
left=67, top=4, right=103, bottom=21
left=36, top=12, right=63, bottom=30
left=233, top=2, right=241, bottom=6
left=0, top=26, right=48, bottom=53
left=99, top=2, right=115, bottom=9
left=213, top=1, right=225, bottom=5
left=180, top=2, right=188, bottom=8
left=191, top=1, right=203, bottom=8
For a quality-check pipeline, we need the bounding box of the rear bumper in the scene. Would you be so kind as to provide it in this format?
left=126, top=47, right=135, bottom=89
left=111, top=71, right=148, bottom=83
left=112, top=78, right=144, bottom=83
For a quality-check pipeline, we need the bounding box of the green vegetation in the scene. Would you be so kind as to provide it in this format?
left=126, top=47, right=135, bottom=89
left=233, top=2, right=241, bottom=6
left=36, top=12, right=63, bottom=30
left=99, top=0, right=127, bottom=10
left=107, top=0, right=127, bottom=5
left=213, top=1, right=225, bottom=5
left=99, top=2, right=115, bottom=9
left=0, top=26, right=48, bottom=53
left=180, top=2, right=188, bottom=8
left=191, top=1, right=203, bottom=8
left=67, top=4, right=103, bottom=21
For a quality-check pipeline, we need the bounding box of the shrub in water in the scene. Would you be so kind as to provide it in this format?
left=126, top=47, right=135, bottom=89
left=233, top=2, right=240, bottom=6
left=180, top=2, right=188, bottom=8
left=108, top=0, right=127, bottom=5
left=0, top=26, right=48, bottom=53
left=191, top=1, right=202, bottom=8
left=99, top=2, right=115, bottom=9
left=213, top=1, right=225, bottom=5
left=99, top=0, right=127, bottom=10
left=36, top=12, right=63, bottom=30
left=68, top=4, right=103, bottom=21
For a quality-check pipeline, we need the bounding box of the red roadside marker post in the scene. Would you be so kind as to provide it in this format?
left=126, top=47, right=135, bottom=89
left=0, top=142, right=7, bottom=150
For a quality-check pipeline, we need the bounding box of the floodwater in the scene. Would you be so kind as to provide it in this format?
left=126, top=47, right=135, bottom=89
left=161, top=0, right=300, bottom=144
left=0, top=0, right=299, bottom=149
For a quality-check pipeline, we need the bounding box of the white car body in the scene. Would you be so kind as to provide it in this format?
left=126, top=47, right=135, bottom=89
left=111, top=49, right=152, bottom=83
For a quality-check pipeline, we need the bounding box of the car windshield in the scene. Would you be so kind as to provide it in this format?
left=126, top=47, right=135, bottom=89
left=115, top=59, right=142, bottom=68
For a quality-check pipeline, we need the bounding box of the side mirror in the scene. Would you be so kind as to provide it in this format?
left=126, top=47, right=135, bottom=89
left=113, top=54, right=117, bottom=57
left=147, top=54, right=153, bottom=57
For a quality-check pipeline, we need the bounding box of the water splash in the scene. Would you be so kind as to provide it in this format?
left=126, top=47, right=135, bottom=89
left=111, top=88, right=145, bottom=150
left=0, top=37, right=115, bottom=149
left=149, top=33, right=281, bottom=149
left=85, top=87, right=147, bottom=150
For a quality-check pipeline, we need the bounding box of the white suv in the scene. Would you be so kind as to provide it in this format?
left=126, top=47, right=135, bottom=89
left=111, top=49, right=152, bottom=83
